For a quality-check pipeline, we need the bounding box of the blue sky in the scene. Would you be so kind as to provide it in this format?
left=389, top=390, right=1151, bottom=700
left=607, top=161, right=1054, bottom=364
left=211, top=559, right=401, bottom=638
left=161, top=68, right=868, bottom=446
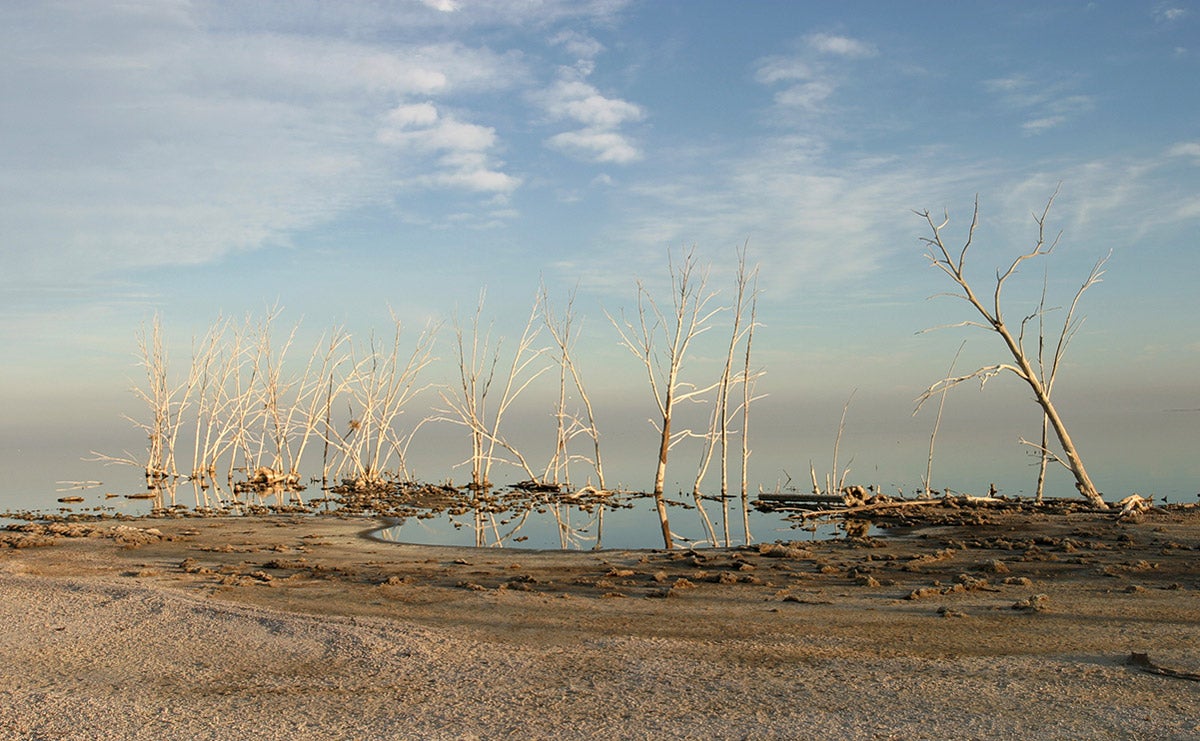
left=1, top=1, right=1197, bottom=501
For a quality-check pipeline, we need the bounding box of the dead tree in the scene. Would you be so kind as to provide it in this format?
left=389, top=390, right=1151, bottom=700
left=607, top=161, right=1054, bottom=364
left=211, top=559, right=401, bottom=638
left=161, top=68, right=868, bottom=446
left=540, top=283, right=607, bottom=490
left=611, top=248, right=723, bottom=549
left=691, top=246, right=763, bottom=546
left=438, top=290, right=549, bottom=489
left=915, top=192, right=1108, bottom=509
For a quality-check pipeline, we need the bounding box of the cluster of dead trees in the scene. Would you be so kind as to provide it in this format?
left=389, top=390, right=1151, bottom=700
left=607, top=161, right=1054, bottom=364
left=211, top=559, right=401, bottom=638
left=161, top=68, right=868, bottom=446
left=93, top=190, right=1116, bottom=547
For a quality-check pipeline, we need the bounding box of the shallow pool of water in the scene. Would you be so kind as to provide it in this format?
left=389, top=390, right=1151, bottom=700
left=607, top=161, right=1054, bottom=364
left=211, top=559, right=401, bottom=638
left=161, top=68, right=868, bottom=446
left=1, top=476, right=857, bottom=549
left=369, top=495, right=850, bottom=550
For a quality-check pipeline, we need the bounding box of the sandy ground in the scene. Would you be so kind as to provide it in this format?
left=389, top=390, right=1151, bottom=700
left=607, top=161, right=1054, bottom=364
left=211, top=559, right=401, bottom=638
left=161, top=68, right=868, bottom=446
left=2, top=505, right=1199, bottom=740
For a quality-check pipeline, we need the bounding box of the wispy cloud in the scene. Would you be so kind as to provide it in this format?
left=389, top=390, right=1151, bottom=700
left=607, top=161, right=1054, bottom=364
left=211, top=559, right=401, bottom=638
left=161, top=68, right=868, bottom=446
left=985, top=75, right=1094, bottom=134
left=806, top=33, right=878, bottom=58
left=754, top=33, right=876, bottom=113
left=566, top=136, right=991, bottom=301
left=550, top=30, right=606, bottom=59
left=1166, top=141, right=1200, bottom=159
left=1153, top=5, right=1189, bottom=23
left=574, top=129, right=1200, bottom=307
left=0, top=2, right=538, bottom=290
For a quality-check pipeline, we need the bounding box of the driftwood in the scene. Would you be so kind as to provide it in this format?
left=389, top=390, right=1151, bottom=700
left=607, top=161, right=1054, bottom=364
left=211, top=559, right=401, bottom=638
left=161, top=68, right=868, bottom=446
left=759, top=490, right=1125, bottom=521
left=756, top=492, right=845, bottom=505
left=1127, top=653, right=1200, bottom=682
left=794, top=498, right=952, bottom=520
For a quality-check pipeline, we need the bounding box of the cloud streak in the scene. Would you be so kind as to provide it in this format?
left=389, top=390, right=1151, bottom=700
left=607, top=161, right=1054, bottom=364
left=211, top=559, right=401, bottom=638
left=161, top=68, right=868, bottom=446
left=984, top=75, right=1094, bottom=134
left=754, top=33, right=876, bottom=114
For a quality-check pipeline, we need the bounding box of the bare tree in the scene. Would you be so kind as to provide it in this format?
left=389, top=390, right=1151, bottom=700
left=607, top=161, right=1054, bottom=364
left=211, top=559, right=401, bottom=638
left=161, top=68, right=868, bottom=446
left=187, top=316, right=233, bottom=487
left=438, top=290, right=550, bottom=489
left=691, top=246, right=764, bottom=546
left=89, top=314, right=176, bottom=487
left=610, top=248, right=724, bottom=549
left=1023, top=257, right=1109, bottom=502
left=540, top=283, right=607, bottom=490
left=330, top=318, right=438, bottom=487
left=915, top=192, right=1108, bottom=509
left=737, top=275, right=763, bottom=544
left=287, top=327, right=351, bottom=484
left=811, top=390, right=856, bottom=497
left=919, top=340, right=966, bottom=498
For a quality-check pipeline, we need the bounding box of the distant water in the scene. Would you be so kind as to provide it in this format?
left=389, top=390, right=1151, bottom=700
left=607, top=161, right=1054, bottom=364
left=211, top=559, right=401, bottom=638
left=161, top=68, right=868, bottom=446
left=2, top=419, right=1195, bottom=548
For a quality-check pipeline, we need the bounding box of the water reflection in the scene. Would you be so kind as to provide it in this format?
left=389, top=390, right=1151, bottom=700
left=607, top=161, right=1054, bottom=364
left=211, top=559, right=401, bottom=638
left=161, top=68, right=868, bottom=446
left=11, top=475, right=865, bottom=550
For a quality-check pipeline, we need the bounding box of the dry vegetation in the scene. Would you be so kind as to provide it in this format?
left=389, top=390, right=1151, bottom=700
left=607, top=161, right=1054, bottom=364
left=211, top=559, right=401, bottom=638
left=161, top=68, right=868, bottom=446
left=81, top=196, right=1125, bottom=549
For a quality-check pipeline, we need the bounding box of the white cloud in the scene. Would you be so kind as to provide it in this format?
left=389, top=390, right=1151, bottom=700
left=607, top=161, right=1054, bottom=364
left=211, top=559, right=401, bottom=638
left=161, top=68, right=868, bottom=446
left=385, top=102, right=441, bottom=128
left=548, top=129, right=641, bottom=163
left=1175, top=198, right=1200, bottom=219
left=774, top=80, right=836, bottom=110
left=754, top=57, right=816, bottom=85
left=551, top=29, right=605, bottom=59
left=355, top=54, right=450, bottom=93
left=538, top=67, right=644, bottom=164
left=377, top=104, right=518, bottom=193
left=378, top=109, right=498, bottom=153
left=421, top=0, right=461, bottom=11
left=806, top=33, right=877, bottom=58
left=429, top=164, right=520, bottom=193
left=1022, top=115, right=1066, bottom=134
left=1166, top=141, right=1200, bottom=159
left=544, top=79, right=644, bottom=128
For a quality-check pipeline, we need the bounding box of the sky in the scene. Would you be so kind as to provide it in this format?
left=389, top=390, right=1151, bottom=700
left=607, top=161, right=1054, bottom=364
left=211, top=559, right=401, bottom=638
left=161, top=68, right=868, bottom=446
left=1, top=0, right=1198, bottom=506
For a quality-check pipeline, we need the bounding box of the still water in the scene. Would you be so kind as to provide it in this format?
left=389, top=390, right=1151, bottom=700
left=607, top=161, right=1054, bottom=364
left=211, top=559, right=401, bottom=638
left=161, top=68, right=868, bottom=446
left=2, top=472, right=845, bottom=550
left=2, top=413, right=1195, bottom=549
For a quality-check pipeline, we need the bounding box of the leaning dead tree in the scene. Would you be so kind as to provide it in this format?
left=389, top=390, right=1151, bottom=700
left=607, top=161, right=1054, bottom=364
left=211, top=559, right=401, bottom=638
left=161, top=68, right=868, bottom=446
left=915, top=192, right=1108, bottom=509
left=611, top=248, right=723, bottom=549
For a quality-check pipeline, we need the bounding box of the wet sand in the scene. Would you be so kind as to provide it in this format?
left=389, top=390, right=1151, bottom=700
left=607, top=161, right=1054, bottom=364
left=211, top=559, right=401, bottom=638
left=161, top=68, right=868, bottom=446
left=2, top=505, right=1199, bottom=739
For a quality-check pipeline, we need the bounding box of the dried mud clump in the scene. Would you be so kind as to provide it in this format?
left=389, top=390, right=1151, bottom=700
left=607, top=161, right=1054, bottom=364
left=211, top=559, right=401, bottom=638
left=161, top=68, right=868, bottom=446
left=1011, top=593, right=1050, bottom=612
left=756, top=542, right=809, bottom=559
left=2, top=522, right=166, bottom=549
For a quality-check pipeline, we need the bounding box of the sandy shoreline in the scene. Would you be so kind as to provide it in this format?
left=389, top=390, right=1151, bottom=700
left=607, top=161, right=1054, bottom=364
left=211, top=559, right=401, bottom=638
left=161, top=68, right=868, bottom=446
left=2, top=508, right=1199, bottom=739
